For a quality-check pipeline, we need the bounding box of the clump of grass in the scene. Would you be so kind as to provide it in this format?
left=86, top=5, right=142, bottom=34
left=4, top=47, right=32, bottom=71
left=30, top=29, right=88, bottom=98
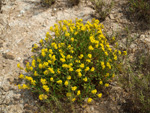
left=17, top=18, right=126, bottom=111
left=129, top=0, right=150, bottom=22
left=90, top=0, right=114, bottom=21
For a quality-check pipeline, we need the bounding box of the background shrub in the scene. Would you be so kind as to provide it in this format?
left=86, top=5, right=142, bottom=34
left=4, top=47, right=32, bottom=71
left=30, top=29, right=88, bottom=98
left=129, top=0, right=150, bottom=22
left=90, top=0, right=114, bottom=21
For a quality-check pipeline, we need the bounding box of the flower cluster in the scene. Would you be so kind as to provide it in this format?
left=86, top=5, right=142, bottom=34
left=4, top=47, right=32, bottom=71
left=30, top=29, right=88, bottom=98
left=17, top=18, right=127, bottom=104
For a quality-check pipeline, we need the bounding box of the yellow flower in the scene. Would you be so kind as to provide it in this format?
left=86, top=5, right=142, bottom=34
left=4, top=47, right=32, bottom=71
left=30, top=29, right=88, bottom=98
left=105, top=52, right=108, bottom=56
left=39, top=39, right=43, bottom=44
left=99, top=81, right=103, bottom=85
left=78, top=54, right=84, bottom=59
left=91, top=67, right=95, bottom=72
left=97, top=93, right=102, bottom=98
left=69, top=68, right=74, bottom=72
left=75, top=60, right=80, bottom=63
left=118, top=50, right=121, bottom=55
left=25, top=76, right=33, bottom=81
left=88, top=54, right=92, bottom=58
left=101, top=62, right=105, bottom=69
left=57, top=80, right=62, bottom=84
left=71, top=37, right=74, bottom=42
left=54, top=44, right=58, bottom=49
left=85, top=67, right=90, bottom=71
left=112, top=36, right=115, bottom=41
left=62, top=64, right=68, bottom=68
left=39, top=64, right=43, bottom=69
left=32, top=60, right=36, bottom=67
left=78, top=72, right=82, bottom=78
left=80, top=63, right=84, bottom=68
left=88, top=45, right=94, bottom=50
left=72, top=98, right=76, bottom=102
left=37, top=57, right=41, bottom=62
left=70, top=50, right=74, bottom=53
left=87, top=98, right=92, bottom=103
left=91, top=89, right=97, bottom=94
left=64, top=81, right=69, bottom=86
left=22, top=84, right=29, bottom=89
left=71, top=86, right=77, bottom=91
left=48, top=67, right=55, bottom=74
left=17, top=63, right=23, bottom=69
left=48, top=60, right=52, bottom=64
left=76, top=69, right=81, bottom=73
left=74, top=32, right=78, bottom=35
left=31, top=80, right=36, bottom=85
left=112, top=74, right=115, bottom=78
left=60, top=58, right=66, bottom=62
left=57, top=68, right=61, bottom=74
left=77, top=90, right=81, bottom=96
left=49, top=77, right=54, bottom=82
left=83, top=77, right=87, bottom=82
left=105, top=83, right=109, bottom=87
left=43, top=62, right=48, bottom=67
left=60, top=53, right=65, bottom=58
left=66, top=93, right=71, bottom=97
left=19, top=74, right=24, bottom=79
left=43, top=85, right=49, bottom=92
left=29, top=66, right=33, bottom=71
left=105, top=73, right=109, bottom=77
left=60, top=43, right=65, bottom=47
left=67, top=76, right=71, bottom=80
left=44, top=70, right=49, bottom=75
left=123, top=51, right=127, bottom=55
left=65, top=32, right=70, bottom=37
left=39, top=94, right=48, bottom=100
left=41, top=78, right=47, bottom=85
left=41, top=52, right=46, bottom=57
left=34, top=71, right=38, bottom=76
left=18, top=84, right=22, bottom=89
left=95, top=43, right=99, bottom=48
left=50, top=26, right=54, bottom=31
left=86, top=59, right=91, bottom=63
left=49, top=49, right=53, bottom=54
left=52, top=55, right=56, bottom=61
left=114, top=55, right=117, bottom=60
left=106, top=62, right=111, bottom=69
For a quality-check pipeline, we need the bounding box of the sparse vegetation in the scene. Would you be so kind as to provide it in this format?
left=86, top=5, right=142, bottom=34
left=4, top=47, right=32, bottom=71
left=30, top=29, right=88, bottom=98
left=90, top=0, right=114, bottom=21
left=129, top=0, right=150, bottom=22
left=68, top=0, right=80, bottom=6
left=40, top=0, right=55, bottom=6
left=108, top=26, right=150, bottom=112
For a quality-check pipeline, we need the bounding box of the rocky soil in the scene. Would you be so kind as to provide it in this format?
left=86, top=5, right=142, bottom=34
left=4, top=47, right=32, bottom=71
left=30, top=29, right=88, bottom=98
left=0, top=0, right=150, bottom=113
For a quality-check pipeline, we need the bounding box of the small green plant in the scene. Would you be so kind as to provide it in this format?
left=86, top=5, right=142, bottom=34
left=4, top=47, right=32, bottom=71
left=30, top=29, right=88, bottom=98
left=129, top=0, right=150, bottom=22
left=17, top=18, right=126, bottom=109
left=90, top=0, right=114, bottom=21
left=41, top=0, right=55, bottom=6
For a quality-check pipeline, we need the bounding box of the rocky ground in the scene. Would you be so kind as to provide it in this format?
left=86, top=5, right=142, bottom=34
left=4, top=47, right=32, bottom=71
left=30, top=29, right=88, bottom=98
left=0, top=0, right=150, bottom=113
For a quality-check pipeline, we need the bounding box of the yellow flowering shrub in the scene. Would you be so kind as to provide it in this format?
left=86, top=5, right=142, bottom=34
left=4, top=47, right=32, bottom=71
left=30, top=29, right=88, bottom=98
left=17, top=18, right=126, bottom=103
